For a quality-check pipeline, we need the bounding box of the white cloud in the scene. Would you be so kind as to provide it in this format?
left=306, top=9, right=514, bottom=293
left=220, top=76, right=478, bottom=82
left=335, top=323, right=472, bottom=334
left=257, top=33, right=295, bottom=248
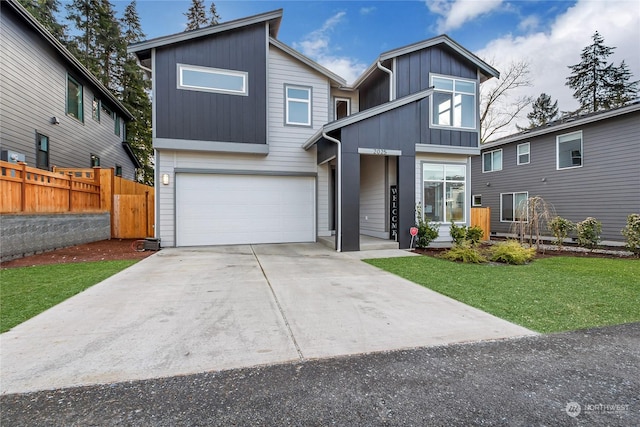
left=293, top=11, right=368, bottom=84
left=426, top=0, right=503, bottom=33
left=518, top=15, right=539, bottom=33
left=360, top=6, right=376, bottom=15
left=476, top=0, right=640, bottom=136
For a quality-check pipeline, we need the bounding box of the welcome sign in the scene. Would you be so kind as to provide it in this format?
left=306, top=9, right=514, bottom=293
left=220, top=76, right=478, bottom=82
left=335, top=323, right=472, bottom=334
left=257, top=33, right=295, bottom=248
left=390, top=185, right=398, bottom=241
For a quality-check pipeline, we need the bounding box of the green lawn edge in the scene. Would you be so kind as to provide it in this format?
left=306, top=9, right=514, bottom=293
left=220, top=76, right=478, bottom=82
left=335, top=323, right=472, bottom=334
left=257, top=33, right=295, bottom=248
left=365, top=256, right=640, bottom=333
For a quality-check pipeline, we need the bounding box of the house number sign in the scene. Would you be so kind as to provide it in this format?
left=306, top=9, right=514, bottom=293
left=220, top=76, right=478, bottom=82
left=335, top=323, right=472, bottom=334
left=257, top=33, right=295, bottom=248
left=358, top=148, right=402, bottom=156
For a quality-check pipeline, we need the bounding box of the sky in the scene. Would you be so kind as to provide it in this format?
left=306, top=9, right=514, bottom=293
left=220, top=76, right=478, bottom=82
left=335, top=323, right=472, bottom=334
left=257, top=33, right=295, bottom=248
left=72, top=0, right=640, bottom=134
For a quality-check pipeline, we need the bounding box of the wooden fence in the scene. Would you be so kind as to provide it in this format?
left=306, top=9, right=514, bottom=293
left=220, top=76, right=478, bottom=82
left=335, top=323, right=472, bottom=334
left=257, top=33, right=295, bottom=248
left=1, top=161, right=154, bottom=239
left=471, top=207, right=491, bottom=240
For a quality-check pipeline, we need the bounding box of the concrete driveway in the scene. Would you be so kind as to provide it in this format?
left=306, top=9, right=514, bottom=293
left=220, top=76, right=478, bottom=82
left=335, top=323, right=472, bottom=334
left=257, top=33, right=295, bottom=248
left=0, top=243, right=534, bottom=394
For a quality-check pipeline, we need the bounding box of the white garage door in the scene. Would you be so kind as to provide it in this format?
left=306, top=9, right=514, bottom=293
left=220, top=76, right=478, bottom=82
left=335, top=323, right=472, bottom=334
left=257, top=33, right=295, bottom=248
left=176, top=173, right=315, bottom=246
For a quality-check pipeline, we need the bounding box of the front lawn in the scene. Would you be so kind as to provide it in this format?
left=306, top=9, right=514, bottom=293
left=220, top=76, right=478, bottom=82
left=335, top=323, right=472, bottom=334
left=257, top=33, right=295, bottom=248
left=0, top=260, right=137, bottom=333
left=365, top=256, right=640, bottom=333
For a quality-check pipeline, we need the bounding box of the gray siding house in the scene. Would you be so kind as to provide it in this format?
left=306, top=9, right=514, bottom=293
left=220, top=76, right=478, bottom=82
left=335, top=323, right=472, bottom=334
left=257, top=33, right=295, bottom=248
left=0, top=0, right=139, bottom=179
left=471, top=102, right=640, bottom=244
left=129, top=9, right=498, bottom=251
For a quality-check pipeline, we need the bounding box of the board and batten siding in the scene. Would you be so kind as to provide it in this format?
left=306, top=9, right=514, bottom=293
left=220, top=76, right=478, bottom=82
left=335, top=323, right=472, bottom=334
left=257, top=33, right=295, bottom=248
left=0, top=7, right=135, bottom=179
left=471, top=112, right=640, bottom=242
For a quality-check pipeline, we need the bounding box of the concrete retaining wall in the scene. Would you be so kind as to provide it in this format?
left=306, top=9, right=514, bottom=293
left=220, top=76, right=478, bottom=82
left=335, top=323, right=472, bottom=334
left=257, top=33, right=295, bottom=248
left=0, top=213, right=111, bottom=262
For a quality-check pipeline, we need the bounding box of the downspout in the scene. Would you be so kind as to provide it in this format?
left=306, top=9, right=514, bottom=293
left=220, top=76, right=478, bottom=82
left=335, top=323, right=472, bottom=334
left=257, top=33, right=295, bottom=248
left=377, top=61, right=394, bottom=101
left=322, top=131, right=342, bottom=252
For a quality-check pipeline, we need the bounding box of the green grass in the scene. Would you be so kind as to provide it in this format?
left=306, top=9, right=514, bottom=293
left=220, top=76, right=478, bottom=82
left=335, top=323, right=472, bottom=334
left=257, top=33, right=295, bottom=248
left=365, top=256, right=640, bottom=333
left=1, top=260, right=137, bottom=333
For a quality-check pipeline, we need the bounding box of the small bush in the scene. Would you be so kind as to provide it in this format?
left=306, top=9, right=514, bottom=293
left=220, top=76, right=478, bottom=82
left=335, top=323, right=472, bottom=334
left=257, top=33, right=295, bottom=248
left=466, top=226, right=484, bottom=246
left=488, top=240, right=536, bottom=265
left=415, top=203, right=439, bottom=248
left=441, top=242, right=487, bottom=263
left=621, top=213, right=640, bottom=255
left=548, top=216, right=574, bottom=247
left=449, top=222, right=484, bottom=246
left=576, top=217, right=602, bottom=249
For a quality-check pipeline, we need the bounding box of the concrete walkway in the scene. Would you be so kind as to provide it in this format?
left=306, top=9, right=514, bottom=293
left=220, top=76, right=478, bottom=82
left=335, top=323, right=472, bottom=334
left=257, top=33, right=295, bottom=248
left=0, top=243, right=534, bottom=394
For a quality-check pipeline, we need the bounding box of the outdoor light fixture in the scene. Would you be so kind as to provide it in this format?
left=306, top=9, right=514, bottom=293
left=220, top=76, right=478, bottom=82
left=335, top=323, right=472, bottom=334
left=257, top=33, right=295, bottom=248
left=162, top=174, right=170, bottom=185
left=486, top=182, right=491, bottom=187
left=51, top=116, right=60, bottom=125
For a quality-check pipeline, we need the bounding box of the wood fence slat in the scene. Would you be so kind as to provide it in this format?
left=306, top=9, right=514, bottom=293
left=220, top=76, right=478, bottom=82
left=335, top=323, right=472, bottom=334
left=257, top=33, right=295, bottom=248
left=471, top=207, right=491, bottom=240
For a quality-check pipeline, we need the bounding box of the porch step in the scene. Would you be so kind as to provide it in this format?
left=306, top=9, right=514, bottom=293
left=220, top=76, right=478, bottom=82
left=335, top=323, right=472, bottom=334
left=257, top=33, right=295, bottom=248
left=317, top=235, right=400, bottom=251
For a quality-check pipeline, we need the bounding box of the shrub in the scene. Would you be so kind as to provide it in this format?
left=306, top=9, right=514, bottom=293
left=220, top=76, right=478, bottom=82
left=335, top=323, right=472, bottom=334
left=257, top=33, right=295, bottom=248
left=441, top=242, right=487, bottom=263
left=449, top=222, right=484, bottom=246
left=576, top=217, right=602, bottom=249
left=621, top=213, right=640, bottom=255
left=415, top=203, right=439, bottom=248
left=466, top=226, right=484, bottom=246
left=548, top=216, right=574, bottom=247
left=488, top=240, right=536, bottom=265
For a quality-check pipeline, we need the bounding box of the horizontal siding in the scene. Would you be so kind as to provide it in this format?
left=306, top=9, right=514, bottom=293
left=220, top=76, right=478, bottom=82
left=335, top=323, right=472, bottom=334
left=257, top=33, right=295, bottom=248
left=471, top=113, right=640, bottom=242
left=360, top=155, right=387, bottom=237
left=0, top=9, right=135, bottom=179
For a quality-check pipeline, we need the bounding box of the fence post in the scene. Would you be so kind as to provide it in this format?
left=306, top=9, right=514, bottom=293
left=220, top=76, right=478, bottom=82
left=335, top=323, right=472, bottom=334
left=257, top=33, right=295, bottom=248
left=68, top=172, right=73, bottom=211
left=19, top=162, right=27, bottom=212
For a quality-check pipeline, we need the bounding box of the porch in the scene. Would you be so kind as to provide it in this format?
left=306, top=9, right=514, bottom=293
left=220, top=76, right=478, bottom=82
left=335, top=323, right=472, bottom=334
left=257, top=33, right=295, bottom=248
left=318, top=234, right=400, bottom=251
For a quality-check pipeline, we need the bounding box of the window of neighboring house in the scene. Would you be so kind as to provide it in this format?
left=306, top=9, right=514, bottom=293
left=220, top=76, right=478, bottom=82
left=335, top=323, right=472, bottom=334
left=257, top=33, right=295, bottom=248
left=177, top=63, right=248, bottom=96
left=431, top=75, right=476, bottom=129
left=90, top=154, right=100, bottom=167
left=483, top=149, right=502, bottom=172
left=114, top=115, right=120, bottom=136
left=557, top=131, right=583, bottom=169
left=285, top=85, right=312, bottom=126
left=115, top=165, right=122, bottom=177
left=472, top=194, right=482, bottom=207
left=334, top=98, right=350, bottom=120
left=422, top=163, right=466, bottom=223
left=517, top=142, right=530, bottom=165
left=501, top=192, right=528, bottom=222
left=92, top=97, right=100, bottom=122
left=36, top=132, right=49, bottom=170
left=66, top=75, right=83, bottom=122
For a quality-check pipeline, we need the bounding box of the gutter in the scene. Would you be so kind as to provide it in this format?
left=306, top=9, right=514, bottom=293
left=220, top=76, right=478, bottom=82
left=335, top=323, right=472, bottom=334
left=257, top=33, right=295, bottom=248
left=376, top=61, right=394, bottom=101
left=322, top=131, right=342, bottom=252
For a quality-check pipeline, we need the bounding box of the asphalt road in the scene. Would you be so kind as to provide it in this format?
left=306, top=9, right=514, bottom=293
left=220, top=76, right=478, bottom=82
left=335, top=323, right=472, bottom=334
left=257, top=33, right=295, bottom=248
left=2, top=323, right=638, bottom=426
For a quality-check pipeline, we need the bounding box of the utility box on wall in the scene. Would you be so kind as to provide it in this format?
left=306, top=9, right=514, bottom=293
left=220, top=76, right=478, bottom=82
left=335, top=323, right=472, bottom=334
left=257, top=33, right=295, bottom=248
left=1, top=150, right=26, bottom=163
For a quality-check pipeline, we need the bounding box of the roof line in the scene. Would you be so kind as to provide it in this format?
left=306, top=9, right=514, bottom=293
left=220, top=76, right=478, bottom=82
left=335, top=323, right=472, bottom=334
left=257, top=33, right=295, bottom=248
left=269, top=38, right=347, bottom=86
left=4, top=0, right=133, bottom=120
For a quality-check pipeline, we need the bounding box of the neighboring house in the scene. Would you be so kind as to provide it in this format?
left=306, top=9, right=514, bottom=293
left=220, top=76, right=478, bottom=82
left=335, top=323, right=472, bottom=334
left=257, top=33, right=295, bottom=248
left=471, top=101, right=640, bottom=244
left=129, top=9, right=498, bottom=251
left=0, top=0, right=139, bottom=179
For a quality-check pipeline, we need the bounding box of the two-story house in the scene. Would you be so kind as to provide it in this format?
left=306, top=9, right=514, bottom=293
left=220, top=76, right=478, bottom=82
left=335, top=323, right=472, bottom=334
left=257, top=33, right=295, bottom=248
left=129, top=9, right=498, bottom=251
left=0, top=0, right=139, bottom=179
left=471, top=101, right=640, bottom=244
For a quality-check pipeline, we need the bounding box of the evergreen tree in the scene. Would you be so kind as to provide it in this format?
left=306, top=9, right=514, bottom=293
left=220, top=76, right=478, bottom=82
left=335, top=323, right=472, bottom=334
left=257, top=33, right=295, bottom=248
left=66, top=0, right=102, bottom=76
left=96, top=0, right=124, bottom=94
left=19, top=0, right=67, bottom=41
left=209, top=2, right=220, bottom=25
left=184, top=0, right=208, bottom=31
left=566, top=31, right=637, bottom=113
left=525, top=93, right=558, bottom=128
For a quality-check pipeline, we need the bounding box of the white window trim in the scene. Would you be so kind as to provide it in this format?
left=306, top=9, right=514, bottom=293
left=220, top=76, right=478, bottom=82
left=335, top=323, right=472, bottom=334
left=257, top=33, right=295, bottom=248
left=421, top=162, right=467, bottom=224
left=472, top=194, right=482, bottom=207
left=177, top=63, right=248, bottom=96
left=285, top=84, right=312, bottom=127
left=556, top=131, right=583, bottom=170
left=334, top=97, right=351, bottom=120
left=482, top=149, right=503, bottom=173
left=429, top=73, right=477, bottom=131
left=517, top=142, right=530, bottom=165
left=500, top=191, right=528, bottom=222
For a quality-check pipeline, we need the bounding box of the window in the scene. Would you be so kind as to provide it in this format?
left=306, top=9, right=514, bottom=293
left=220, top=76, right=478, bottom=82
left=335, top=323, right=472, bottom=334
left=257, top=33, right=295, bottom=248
left=422, top=163, right=466, bottom=223
left=431, top=75, right=476, bottom=129
left=285, top=85, right=312, bottom=126
left=114, top=115, right=120, bottom=136
left=36, top=133, right=49, bottom=170
left=472, top=194, right=482, bottom=207
left=501, top=192, right=528, bottom=222
left=334, top=98, right=350, bottom=120
left=67, top=75, right=83, bottom=122
left=90, top=154, right=100, bottom=167
left=177, top=63, right=248, bottom=95
left=92, top=97, right=100, bottom=122
left=557, top=131, right=582, bottom=169
left=101, top=103, right=114, bottom=119
left=483, top=149, right=502, bottom=172
left=115, top=165, right=122, bottom=177
left=517, top=142, right=530, bottom=165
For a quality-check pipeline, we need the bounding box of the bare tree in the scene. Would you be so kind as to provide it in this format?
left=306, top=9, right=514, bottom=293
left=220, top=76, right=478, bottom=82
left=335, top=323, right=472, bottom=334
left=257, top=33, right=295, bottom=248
left=480, top=60, right=533, bottom=143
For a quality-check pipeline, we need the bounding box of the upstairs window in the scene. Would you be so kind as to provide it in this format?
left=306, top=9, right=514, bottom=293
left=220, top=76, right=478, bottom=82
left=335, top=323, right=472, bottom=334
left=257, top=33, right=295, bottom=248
left=67, top=75, right=83, bottom=122
left=517, top=142, right=530, bottom=165
left=114, top=115, right=120, bottom=136
left=557, top=131, right=582, bottom=169
left=101, top=103, right=114, bottom=119
left=92, top=97, right=100, bottom=122
left=178, top=63, right=248, bottom=96
left=431, top=75, right=476, bottom=129
left=285, top=85, right=312, bottom=126
left=483, top=149, right=502, bottom=172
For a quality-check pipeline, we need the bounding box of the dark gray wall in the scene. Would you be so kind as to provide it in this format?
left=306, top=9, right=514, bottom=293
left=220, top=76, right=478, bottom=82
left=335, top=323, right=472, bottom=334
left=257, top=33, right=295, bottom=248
left=359, top=67, right=391, bottom=111
left=317, top=138, right=337, bottom=165
left=155, top=24, right=267, bottom=144
left=471, top=111, right=640, bottom=242
left=0, top=213, right=111, bottom=262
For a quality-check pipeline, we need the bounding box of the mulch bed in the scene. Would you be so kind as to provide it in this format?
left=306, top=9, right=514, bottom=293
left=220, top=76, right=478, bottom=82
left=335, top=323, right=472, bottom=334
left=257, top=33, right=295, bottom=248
left=1, top=239, right=156, bottom=269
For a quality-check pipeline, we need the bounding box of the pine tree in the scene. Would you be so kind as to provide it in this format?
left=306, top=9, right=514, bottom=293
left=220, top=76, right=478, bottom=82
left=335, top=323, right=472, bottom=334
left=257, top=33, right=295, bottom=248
left=18, top=0, right=67, bottom=41
left=566, top=31, right=637, bottom=113
left=96, top=0, right=124, bottom=94
left=184, top=0, right=208, bottom=31
left=209, top=2, right=220, bottom=25
left=525, top=93, right=558, bottom=128
left=66, top=0, right=103, bottom=76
